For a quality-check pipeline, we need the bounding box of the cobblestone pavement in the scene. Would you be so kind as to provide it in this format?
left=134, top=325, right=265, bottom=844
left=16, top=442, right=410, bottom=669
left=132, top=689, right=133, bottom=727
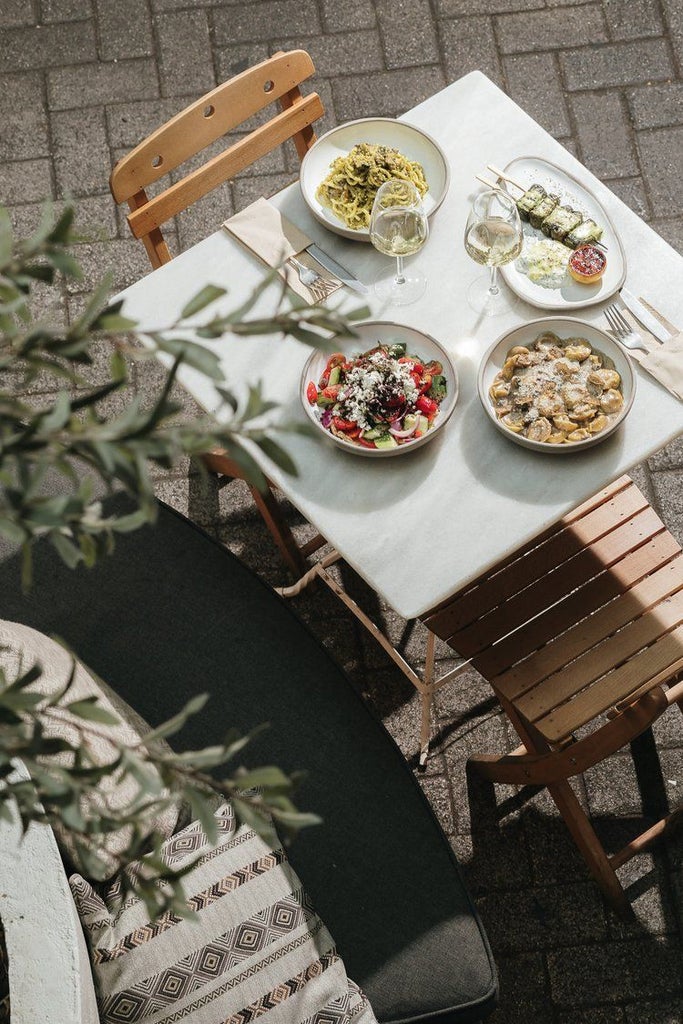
left=3, top=2, right=683, bottom=1021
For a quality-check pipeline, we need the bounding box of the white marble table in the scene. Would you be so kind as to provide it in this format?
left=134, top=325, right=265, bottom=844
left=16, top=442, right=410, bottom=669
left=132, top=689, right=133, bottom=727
left=119, top=71, right=683, bottom=621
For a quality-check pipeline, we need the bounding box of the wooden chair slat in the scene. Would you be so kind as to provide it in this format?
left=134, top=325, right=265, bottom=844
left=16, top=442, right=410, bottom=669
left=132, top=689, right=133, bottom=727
left=494, top=552, right=683, bottom=700
left=516, top=581, right=683, bottom=724
left=536, top=623, right=683, bottom=742
left=127, top=95, right=323, bottom=238
left=477, top=530, right=681, bottom=681
left=426, top=481, right=650, bottom=641
left=110, top=50, right=316, bottom=200
left=443, top=505, right=664, bottom=658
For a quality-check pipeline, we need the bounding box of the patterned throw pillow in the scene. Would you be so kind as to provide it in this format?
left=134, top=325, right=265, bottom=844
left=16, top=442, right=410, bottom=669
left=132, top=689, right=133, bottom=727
left=70, top=802, right=376, bottom=1024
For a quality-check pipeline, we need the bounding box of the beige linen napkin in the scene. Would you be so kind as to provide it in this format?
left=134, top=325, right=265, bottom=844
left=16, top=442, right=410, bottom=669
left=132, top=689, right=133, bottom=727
left=617, top=300, right=683, bottom=401
left=223, top=197, right=342, bottom=303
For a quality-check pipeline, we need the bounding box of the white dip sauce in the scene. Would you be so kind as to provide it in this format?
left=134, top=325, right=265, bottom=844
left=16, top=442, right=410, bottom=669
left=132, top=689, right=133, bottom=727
left=516, top=237, right=570, bottom=289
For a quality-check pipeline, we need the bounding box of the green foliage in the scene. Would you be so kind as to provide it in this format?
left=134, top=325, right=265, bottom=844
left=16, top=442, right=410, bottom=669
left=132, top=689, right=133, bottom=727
left=0, top=201, right=367, bottom=587
left=0, top=202, right=365, bottom=915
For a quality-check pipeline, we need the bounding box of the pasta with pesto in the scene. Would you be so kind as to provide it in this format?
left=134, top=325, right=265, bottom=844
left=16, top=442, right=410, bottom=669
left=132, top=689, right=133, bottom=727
left=316, top=142, right=429, bottom=231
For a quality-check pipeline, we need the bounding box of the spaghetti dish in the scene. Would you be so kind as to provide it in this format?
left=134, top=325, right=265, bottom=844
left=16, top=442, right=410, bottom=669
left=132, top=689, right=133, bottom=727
left=315, top=143, right=429, bottom=231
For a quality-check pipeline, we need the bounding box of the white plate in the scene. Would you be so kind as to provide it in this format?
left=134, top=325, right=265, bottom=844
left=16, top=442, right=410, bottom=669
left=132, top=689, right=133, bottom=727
left=301, top=321, right=458, bottom=458
left=477, top=316, right=636, bottom=454
left=299, top=118, right=450, bottom=242
left=499, top=157, right=626, bottom=311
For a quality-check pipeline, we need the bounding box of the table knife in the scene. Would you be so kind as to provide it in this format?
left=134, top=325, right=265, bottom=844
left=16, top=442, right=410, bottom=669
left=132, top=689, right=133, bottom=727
left=305, top=243, right=369, bottom=295
left=620, top=289, right=672, bottom=343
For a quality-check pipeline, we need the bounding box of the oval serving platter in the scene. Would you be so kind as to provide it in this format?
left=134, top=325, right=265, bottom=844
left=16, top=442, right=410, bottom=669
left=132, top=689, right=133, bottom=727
left=299, top=117, right=450, bottom=242
left=499, top=156, right=627, bottom=311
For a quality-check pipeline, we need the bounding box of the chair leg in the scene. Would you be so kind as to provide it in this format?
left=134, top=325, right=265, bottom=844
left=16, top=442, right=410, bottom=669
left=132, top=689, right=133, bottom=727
left=247, top=482, right=308, bottom=579
left=419, top=631, right=437, bottom=766
left=470, top=747, right=632, bottom=914
left=200, top=451, right=308, bottom=578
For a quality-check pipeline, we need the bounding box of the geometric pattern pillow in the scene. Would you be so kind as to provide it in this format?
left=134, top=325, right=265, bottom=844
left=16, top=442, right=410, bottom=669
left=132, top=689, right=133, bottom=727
left=70, top=802, right=377, bottom=1024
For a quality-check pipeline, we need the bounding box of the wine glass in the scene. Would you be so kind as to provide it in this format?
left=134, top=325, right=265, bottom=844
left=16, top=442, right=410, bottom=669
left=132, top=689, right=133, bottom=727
left=369, top=179, right=429, bottom=305
left=464, top=189, right=523, bottom=316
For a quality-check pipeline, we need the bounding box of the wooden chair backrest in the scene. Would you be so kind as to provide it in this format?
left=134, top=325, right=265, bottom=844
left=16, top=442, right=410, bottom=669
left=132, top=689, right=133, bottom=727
left=109, top=50, right=324, bottom=268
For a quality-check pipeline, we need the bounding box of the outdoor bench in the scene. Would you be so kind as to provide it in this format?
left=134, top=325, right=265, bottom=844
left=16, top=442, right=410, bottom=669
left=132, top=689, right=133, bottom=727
left=0, top=497, right=497, bottom=1023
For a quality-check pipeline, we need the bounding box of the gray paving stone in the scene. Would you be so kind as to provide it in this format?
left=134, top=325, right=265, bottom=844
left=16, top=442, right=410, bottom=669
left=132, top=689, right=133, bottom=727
left=418, top=774, right=456, bottom=835
left=51, top=107, right=111, bottom=199
left=548, top=937, right=683, bottom=1006
left=604, top=175, right=651, bottom=221
left=376, top=0, right=440, bottom=70
left=176, top=181, right=234, bottom=250
left=629, top=83, right=683, bottom=130
left=277, top=30, right=385, bottom=78
left=560, top=38, right=674, bottom=90
left=0, top=19, right=97, bottom=72
left=439, top=17, right=502, bottom=87
left=156, top=10, right=215, bottom=98
left=0, top=158, right=53, bottom=204
left=437, top=0, right=540, bottom=12
left=649, top=435, right=683, bottom=471
left=637, top=125, right=683, bottom=220
left=497, top=4, right=607, bottom=54
left=47, top=59, right=160, bottom=110
left=214, top=42, right=270, bottom=82
left=503, top=52, right=570, bottom=137
left=0, top=72, right=49, bottom=161
left=332, top=66, right=446, bottom=121
left=232, top=171, right=298, bottom=211
left=661, top=0, right=683, bottom=74
left=624, top=1001, right=683, bottom=1024
left=211, top=0, right=322, bottom=45
left=40, top=0, right=92, bottom=21
left=64, top=238, right=152, bottom=293
left=571, top=90, right=639, bottom=179
left=650, top=217, right=683, bottom=255
left=0, top=0, right=38, bottom=26
left=106, top=98, right=195, bottom=148
left=95, top=0, right=154, bottom=61
left=557, top=1010, right=624, bottom=1024
left=479, top=881, right=607, bottom=952
left=319, top=0, right=376, bottom=32
left=603, top=0, right=663, bottom=40
left=486, top=950, right=550, bottom=1024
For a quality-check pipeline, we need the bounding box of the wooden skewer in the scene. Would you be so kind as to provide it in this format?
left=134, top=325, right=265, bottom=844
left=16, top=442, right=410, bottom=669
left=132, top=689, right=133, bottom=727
left=486, top=163, right=526, bottom=193
left=475, top=173, right=500, bottom=190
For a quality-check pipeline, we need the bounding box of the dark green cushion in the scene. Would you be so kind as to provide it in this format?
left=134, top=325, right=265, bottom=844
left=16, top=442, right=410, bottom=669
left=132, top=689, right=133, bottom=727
left=0, top=499, right=497, bottom=1024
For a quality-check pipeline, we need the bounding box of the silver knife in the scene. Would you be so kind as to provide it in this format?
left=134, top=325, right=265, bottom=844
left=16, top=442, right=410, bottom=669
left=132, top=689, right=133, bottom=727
left=305, top=243, right=369, bottom=296
left=620, top=289, right=671, bottom=343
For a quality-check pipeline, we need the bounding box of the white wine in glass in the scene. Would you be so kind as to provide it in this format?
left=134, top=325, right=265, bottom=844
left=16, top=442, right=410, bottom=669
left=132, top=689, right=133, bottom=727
left=370, top=179, right=429, bottom=305
left=464, top=190, right=523, bottom=316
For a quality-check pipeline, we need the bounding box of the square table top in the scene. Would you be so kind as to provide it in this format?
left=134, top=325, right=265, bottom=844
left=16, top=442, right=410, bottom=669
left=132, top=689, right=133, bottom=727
left=119, top=71, right=683, bottom=621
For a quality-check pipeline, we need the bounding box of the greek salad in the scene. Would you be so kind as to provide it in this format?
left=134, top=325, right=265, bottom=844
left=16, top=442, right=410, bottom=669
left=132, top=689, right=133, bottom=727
left=306, top=341, right=448, bottom=450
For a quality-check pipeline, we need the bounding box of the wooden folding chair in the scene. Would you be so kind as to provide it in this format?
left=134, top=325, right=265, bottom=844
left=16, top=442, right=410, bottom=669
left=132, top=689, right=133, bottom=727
left=423, top=475, right=683, bottom=914
left=110, top=50, right=326, bottom=576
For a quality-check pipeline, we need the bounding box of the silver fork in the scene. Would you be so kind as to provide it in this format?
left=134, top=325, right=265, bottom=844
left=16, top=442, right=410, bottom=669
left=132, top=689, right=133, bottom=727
left=287, top=256, right=337, bottom=303
left=604, top=304, right=650, bottom=353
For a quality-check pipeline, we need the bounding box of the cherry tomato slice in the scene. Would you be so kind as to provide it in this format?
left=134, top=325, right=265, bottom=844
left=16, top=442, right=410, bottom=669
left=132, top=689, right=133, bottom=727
left=332, top=416, right=357, bottom=431
left=306, top=381, right=318, bottom=405
left=424, top=360, right=443, bottom=376
left=416, top=395, right=438, bottom=417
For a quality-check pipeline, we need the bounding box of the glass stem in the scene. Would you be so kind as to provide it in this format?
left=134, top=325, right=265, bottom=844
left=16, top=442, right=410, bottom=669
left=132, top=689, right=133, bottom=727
left=488, top=265, right=499, bottom=297
left=395, top=255, right=406, bottom=286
